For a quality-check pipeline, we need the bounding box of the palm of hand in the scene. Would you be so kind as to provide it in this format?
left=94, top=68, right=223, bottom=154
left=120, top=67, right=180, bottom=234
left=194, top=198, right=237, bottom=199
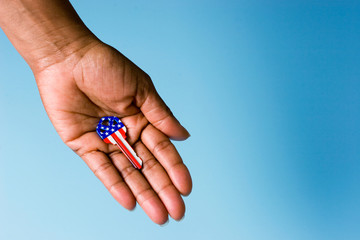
left=34, top=44, right=192, bottom=224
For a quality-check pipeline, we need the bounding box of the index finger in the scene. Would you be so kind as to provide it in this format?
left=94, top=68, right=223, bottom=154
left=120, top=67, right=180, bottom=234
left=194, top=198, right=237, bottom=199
left=141, top=124, right=192, bottom=196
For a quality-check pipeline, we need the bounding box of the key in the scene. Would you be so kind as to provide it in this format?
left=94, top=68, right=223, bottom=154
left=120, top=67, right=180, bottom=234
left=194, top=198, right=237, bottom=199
left=96, top=116, right=143, bottom=169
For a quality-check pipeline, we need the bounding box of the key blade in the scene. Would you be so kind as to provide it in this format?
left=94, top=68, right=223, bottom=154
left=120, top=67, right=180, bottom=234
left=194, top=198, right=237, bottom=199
left=105, top=135, right=141, bottom=169
left=111, top=131, right=143, bottom=169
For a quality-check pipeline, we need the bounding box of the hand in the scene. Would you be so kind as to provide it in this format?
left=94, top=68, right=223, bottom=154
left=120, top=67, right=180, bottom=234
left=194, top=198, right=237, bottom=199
left=34, top=42, right=192, bottom=224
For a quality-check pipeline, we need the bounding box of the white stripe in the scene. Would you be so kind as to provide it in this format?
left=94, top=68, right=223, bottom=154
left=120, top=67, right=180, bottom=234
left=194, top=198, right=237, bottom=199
left=122, top=125, right=127, bottom=133
left=107, top=135, right=116, bottom=145
left=114, top=131, right=142, bottom=166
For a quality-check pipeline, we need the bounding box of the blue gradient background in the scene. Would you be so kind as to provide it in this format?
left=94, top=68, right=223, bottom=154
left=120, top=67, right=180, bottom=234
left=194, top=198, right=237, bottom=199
left=1, top=1, right=359, bottom=239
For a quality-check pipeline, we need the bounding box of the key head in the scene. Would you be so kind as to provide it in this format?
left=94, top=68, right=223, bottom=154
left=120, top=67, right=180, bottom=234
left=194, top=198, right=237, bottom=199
left=96, top=116, right=125, bottom=140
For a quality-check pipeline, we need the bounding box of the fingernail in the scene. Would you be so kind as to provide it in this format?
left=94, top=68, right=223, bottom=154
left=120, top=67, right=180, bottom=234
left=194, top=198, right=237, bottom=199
left=184, top=128, right=191, bottom=138
left=127, top=203, right=137, bottom=212
left=175, top=116, right=190, bottom=138
left=180, top=123, right=190, bottom=138
left=160, top=219, right=169, bottom=227
left=177, top=214, right=185, bottom=222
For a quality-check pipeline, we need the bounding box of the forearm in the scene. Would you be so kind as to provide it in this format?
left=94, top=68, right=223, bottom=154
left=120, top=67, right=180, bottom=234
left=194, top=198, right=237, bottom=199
left=0, top=0, right=99, bottom=72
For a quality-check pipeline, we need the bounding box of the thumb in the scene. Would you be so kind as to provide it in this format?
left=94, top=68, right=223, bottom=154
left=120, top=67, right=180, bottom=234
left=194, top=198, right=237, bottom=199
left=140, top=88, right=190, bottom=140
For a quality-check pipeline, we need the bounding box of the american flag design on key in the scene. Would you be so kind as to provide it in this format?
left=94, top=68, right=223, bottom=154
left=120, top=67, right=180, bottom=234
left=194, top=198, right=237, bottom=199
left=96, top=116, right=143, bottom=169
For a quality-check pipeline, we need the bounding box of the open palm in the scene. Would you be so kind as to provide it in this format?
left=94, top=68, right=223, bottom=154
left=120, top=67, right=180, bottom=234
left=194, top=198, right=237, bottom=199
left=34, top=43, right=192, bottom=224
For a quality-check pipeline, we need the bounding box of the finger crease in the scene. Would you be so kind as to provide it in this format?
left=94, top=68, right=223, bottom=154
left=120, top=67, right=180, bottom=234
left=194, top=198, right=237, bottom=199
left=143, top=157, right=159, bottom=172
left=152, top=114, right=172, bottom=128
left=80, top=150, right=101, bottom=159
left=153, top=139, right=172, bottom=155
left=136, top=188, right=156, bottom=205
left=157, top=183, right=173, bottom=196
left=93, top=161, right=113, bottom=176
left=109, top=179, right=124, bottom=193
left=121, top=165, right=137, bottom=180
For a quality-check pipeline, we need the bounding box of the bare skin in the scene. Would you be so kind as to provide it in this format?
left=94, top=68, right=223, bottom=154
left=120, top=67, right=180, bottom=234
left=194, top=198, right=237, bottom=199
left=0, top=0, right=192, bottom=224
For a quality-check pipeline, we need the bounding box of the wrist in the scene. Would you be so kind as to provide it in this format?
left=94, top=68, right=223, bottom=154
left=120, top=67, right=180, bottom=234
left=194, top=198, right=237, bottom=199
left=27, top=26, right=100, bottom=74
left=0, top=0, right=100, bottom=73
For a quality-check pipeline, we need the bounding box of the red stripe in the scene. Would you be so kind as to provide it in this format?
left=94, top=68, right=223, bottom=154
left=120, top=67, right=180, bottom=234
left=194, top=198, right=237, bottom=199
left=119, top=128, right=126, bottom=139
left=111, top=133, right=142, bottom=169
